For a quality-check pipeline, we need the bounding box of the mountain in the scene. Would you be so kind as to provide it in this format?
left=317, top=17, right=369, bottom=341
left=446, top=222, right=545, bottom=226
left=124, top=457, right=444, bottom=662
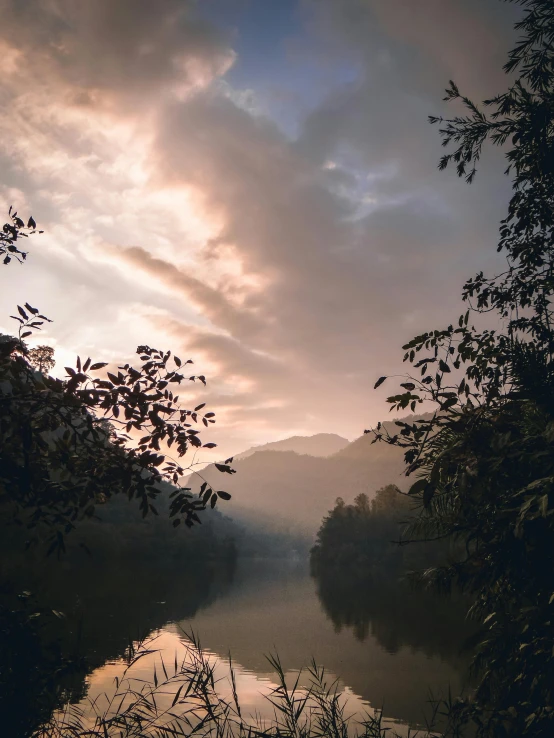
left=189, top=421, right=421, bottom=537
left=235, top=433, right=349, bottom=460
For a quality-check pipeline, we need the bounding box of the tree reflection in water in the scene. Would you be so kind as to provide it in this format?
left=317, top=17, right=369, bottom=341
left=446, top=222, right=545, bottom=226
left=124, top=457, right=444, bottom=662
left=313, top=570, right=476, bottom=668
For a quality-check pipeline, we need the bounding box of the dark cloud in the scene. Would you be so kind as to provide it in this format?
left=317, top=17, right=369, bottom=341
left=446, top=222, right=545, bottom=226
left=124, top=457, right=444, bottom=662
left=301, top=0, right=518, bottom=95
left=297, top=0, right=518, bottom=180
left=0, top=0, right=234, bottom=104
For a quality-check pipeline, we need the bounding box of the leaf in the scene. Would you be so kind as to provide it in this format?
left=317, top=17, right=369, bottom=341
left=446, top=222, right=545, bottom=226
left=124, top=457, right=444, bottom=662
left=24, top=303, right=39, bottom=314
left=21, top=331, right=32, bottom=338
left=17, top=305, right=28, bottom=320
left=172, top=684, right=185, bottom=708
left=409, top=478, right=428, bottom=496
left=194, top=403, right=206, bottom=412
left=401, top=383, right=416, bottom=391
left=216, top=490, right=231, bottom=500
left=203, top=442, right=217, bottom=448
left=215, top=463, right=235, bottom=474
left=374, top=376, right=387, bottom=389
left=439, top=359, right=451, bottom=373
left=27, top=216, right=36, bottom=229
left=423, top=485, right=435, bottom=507
left=90, top=362, right=108, bottom=371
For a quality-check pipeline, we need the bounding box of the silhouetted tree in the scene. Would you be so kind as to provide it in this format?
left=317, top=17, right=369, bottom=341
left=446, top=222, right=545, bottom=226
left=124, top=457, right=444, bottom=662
left=28, top=345, right=55, bottom=374
left=310, top=485, right=418, bottom=578
left=0, top=213, right=234, bottom=556
left=0, top=209, right=238, bottom=733
left=373, top=1, right=554, bottom=734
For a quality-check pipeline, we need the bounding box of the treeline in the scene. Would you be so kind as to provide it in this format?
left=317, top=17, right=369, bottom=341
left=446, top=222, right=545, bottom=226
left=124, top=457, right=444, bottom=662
left=310, top=485, right=450, bottom=580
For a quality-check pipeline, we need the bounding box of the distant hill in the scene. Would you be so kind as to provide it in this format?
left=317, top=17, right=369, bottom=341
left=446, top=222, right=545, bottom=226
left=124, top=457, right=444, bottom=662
left=189, top=420, right=426, bottom=537
left=236, top=433, right=349, bottom=460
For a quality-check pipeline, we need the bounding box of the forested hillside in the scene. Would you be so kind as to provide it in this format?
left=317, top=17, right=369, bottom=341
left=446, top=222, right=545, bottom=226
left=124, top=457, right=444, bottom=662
left=188, top=423, right=420, bottom=534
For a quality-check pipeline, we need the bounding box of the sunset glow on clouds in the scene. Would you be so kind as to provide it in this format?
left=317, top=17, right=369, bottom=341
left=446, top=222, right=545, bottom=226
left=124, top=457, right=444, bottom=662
left=0, top=0, right=519, bottom=457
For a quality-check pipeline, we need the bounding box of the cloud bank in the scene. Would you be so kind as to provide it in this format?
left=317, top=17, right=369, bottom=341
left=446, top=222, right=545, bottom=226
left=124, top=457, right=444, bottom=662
left=0, top=0, right=517, bottom=455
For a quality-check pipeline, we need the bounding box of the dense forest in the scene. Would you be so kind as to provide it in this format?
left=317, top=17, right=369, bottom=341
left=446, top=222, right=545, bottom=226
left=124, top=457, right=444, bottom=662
left=310, top=485, right=450, bottom=578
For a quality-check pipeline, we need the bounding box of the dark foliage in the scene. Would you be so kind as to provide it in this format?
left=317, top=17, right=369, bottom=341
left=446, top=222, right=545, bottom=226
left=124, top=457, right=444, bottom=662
left=0, top=223, right=235, bottom=555
left=310, top=485, right=455, bottom=588
left=0, top=206, right=41, bottom=265
left=310, top=487, right=427, bottom=578
left=372, top=1, right=554, bottom=734
left=0, top=207, right=241, bottom=734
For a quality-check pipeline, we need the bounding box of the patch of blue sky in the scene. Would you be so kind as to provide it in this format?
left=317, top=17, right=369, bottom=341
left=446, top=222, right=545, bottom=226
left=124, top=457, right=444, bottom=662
left=198, top=0, right=362, bottom=139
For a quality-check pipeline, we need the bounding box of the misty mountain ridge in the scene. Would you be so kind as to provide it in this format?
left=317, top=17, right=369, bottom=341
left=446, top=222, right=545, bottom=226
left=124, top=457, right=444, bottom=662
left=235, top=433, right=349, bottom=460
left=191, top=416, right=428, bottom=537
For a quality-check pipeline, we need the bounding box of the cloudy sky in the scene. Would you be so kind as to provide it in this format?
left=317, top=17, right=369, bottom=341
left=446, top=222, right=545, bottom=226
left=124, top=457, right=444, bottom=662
left=0, top=0, right=520, bottom=458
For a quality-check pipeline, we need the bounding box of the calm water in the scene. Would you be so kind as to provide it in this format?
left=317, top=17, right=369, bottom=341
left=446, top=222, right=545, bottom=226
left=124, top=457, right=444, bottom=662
left=75, top=558, right=473, bottom=734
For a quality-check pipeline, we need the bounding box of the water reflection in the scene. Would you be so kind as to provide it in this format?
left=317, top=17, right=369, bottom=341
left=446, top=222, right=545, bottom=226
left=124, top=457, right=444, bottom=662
left=4, top=556, right=474, bottom=735
left=77, top=627, right=410, bottom=737
left=180, top=560, right=472, bottom=729
left=314, top=570, right=476, bottom=661
left=0, top=552, right=236, bottom=737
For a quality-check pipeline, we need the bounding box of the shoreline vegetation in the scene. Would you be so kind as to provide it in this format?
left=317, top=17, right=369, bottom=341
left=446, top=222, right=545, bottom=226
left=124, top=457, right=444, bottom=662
left=36, top=631, right=460, bottom=738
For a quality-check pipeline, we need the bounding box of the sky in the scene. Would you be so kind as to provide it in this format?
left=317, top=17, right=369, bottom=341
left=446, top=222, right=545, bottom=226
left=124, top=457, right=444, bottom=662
left=0, top=0, right=521, bottom=459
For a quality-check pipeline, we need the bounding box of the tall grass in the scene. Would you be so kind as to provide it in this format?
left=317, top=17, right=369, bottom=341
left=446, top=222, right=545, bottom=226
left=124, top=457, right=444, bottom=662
left=32, top=633, right=460, bottom=738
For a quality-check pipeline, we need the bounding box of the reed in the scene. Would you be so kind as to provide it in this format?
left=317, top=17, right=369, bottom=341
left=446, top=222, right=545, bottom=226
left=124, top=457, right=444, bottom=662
left=32, top=632, right=456, bottom=738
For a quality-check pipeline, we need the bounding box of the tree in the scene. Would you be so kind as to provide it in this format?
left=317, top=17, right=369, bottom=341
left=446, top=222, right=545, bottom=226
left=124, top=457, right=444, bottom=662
left=0, top=215, right=234, bottom=556
left=354, top=492, right=370, bottom=514
left=310, top=485, right=416, bottom=578
left=28, top=345, right=55, bottom=374
left=372, top=1, right=554, bottom=734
